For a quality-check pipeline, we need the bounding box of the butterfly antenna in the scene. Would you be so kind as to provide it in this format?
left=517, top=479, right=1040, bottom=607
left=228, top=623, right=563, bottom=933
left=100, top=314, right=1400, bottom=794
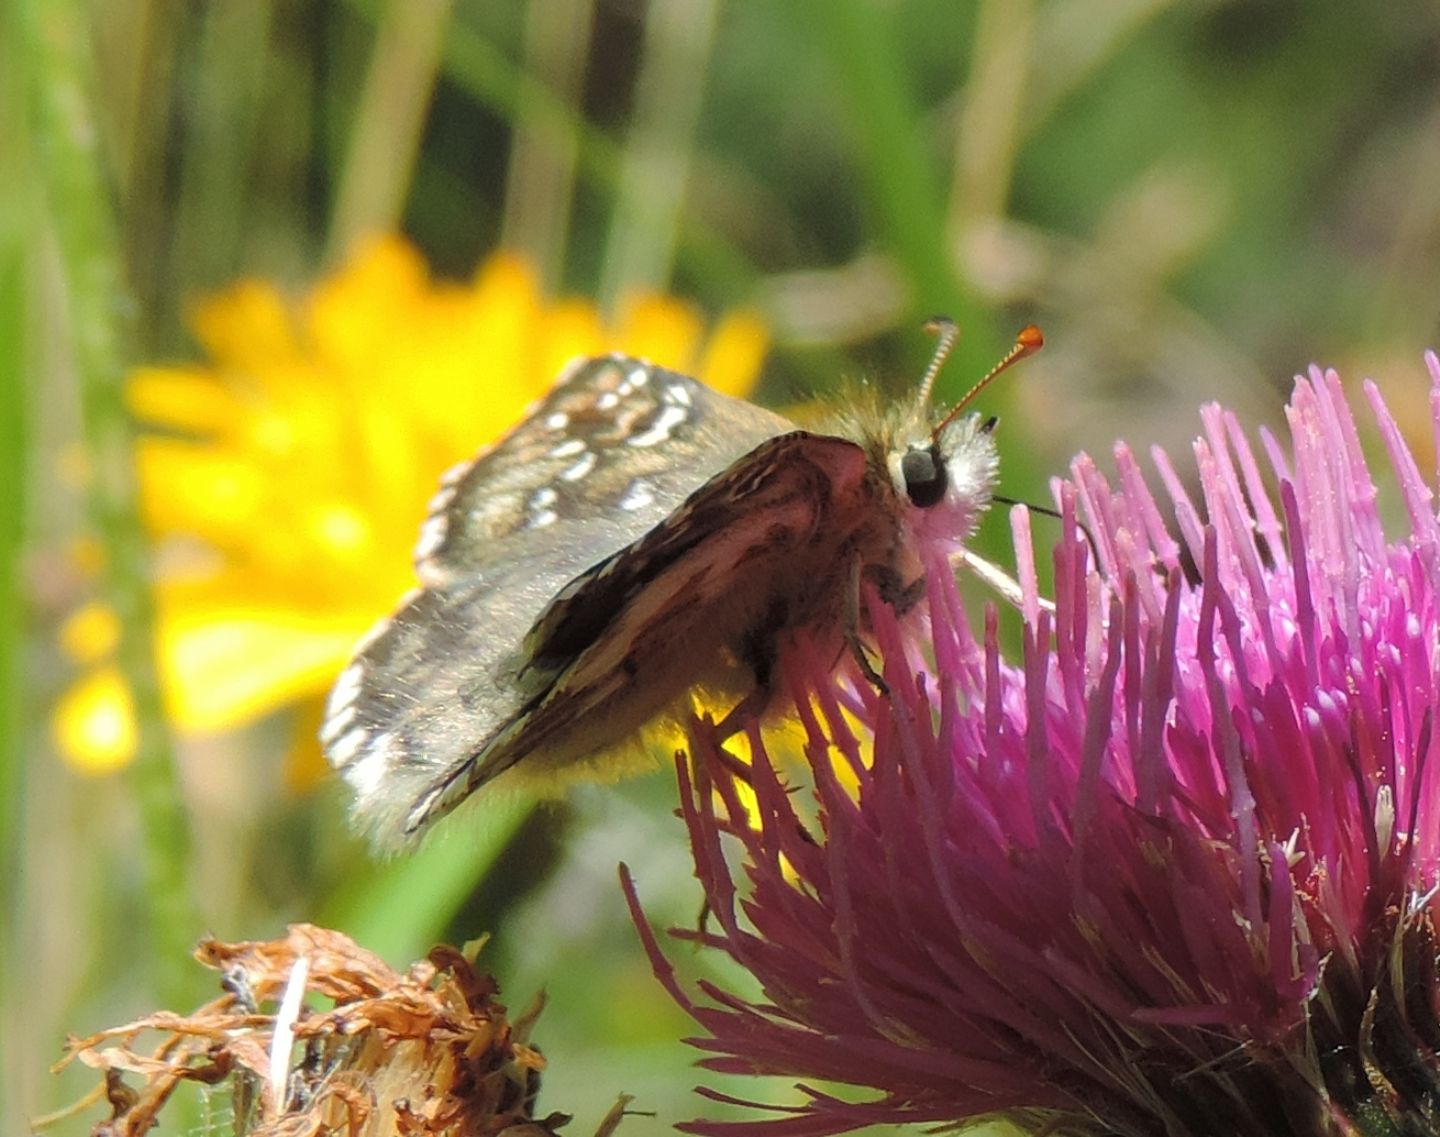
left=915, top=316, right=961, bottom=410
left=931, top=324, right=1044, bottom=441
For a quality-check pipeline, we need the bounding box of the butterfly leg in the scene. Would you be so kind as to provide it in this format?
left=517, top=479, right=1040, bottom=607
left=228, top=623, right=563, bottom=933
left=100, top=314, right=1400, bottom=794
left=845, top=627, right=888, bottom=695
left=842, top=558, right=891, bottom=697
left=713, top=685, right=772, bottom=740
left=867, top=564, right=927, bottom=614
left=712, top=595, right=789, bottom=739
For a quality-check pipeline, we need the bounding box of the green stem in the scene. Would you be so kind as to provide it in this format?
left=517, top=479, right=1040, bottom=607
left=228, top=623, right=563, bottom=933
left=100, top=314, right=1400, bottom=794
left=598, top=0, right=719, bottom=306
left=25, top=0, right=198, bottom=996
left=328, top=0, right=456, bottom=261
left=0, top=6, right=32, bottom=1119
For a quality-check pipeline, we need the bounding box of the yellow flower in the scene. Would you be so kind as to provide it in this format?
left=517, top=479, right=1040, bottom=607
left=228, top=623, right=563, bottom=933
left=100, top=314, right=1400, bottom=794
left=56, top=237, right=767, bottom=775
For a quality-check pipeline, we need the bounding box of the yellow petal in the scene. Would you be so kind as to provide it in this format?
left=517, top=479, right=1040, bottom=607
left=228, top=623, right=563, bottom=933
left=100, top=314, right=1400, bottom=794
left=698, top=309, right=769, bottom=397
left=305, top=237, right=432, bottom=375
left=190, top=278, right=299, bottom=367
left=53, top=667, right=138, bottom=774
left=466, top=252, right=543, bottom=387
left=128, top=367, right=239, bottom=436
left=614, top=295, right=703, bottom=372
left=58, top=601, right=121, bottom=664
left=157, top=605, right=368, bottom=731
left=137, top=439, right=267, bottom=539
left=537, top=299, right=607, bottom=384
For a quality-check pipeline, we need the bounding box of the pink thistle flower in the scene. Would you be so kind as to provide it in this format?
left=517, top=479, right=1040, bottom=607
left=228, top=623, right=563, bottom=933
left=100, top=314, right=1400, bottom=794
left=624, top=354, right=1440, bottom=1137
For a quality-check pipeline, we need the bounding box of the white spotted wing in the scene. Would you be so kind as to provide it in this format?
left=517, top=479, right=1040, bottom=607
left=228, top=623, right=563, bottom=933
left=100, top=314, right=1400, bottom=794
left=322, top=354, right=793, bottom=845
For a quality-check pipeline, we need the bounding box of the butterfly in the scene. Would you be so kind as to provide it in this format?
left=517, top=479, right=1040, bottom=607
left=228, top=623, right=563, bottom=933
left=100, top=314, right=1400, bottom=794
left=322, top=320, right=1042, bottom=846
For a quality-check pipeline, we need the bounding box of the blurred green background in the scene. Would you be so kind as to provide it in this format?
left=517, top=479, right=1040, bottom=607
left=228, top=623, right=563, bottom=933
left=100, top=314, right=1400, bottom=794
left=4, top=2, right=1440, bottom=1135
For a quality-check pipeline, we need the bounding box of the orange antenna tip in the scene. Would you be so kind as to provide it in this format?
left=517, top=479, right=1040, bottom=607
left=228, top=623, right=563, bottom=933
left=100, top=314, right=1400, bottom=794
left=930, top=323, right=1044, bottom=439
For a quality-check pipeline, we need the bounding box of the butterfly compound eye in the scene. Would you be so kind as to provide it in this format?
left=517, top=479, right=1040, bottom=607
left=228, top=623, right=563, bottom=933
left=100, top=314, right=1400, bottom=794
left=901, top=446, right=947, bottom=508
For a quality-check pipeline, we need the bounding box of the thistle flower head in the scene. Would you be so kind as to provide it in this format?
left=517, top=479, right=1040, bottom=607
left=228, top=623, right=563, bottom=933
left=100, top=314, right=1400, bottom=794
left=628, top=354, right=1440, bottom=1137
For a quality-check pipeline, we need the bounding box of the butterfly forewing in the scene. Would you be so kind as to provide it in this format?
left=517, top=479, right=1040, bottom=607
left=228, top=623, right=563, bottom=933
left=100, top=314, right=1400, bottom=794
left=322, top=354, right=792, bottom=845
left=414, top=355, right=792, bottom=585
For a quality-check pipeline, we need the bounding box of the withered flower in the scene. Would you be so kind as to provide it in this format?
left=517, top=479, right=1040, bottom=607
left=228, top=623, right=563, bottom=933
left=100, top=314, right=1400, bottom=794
left=55, top=924, right=628, bottom=1137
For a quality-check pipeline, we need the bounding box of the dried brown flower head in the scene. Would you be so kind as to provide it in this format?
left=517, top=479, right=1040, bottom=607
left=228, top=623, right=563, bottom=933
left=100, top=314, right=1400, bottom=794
left=52, top=924, right=628, bottom=1137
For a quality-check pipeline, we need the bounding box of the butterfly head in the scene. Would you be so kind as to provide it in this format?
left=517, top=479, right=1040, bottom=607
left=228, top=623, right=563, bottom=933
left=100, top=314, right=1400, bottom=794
left=887, top=411, right=1000, bottom=548
left=885, top=320, right=1042, bottom=547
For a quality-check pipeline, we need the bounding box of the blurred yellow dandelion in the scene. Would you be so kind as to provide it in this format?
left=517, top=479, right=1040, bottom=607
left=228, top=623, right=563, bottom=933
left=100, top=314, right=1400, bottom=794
left=56, top=237, right=767, bottom=774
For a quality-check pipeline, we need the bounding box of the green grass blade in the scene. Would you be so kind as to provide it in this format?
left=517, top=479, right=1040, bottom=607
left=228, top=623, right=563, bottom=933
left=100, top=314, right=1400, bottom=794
left=321, top=797, right=535, bottom=963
